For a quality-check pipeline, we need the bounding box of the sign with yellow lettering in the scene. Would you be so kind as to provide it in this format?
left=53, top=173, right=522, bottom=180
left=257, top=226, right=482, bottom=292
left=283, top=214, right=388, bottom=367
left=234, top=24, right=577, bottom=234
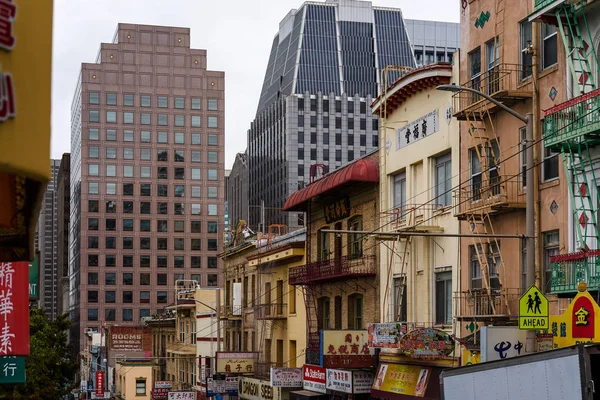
left=549, top=290, right=600, bottom=349
left=519, top=285, right=549, bottom=330
left=324, top=197, right=350, bottom=224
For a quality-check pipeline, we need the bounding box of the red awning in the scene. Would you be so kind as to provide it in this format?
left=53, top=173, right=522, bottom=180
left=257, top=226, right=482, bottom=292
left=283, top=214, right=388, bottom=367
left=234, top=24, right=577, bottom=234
left=283, top=158, right=379, bottom=211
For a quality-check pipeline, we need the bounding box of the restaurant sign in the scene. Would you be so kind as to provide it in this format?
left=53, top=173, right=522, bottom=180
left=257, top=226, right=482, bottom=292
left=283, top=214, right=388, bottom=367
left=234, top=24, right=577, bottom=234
left=324, top=197, right=350, bottom=224
left=398, top=328, right=454, bottom=359
left=302, top=364, right=326, bottom=394
left=368, top=323, right=407, bottom=348
left=270, top=368, right=302, bottom=387
left=372, top=363, right=431, bottom=398
left=216, top=352, right=257, bottom=374
left=320, top=330, right=374, bottom=368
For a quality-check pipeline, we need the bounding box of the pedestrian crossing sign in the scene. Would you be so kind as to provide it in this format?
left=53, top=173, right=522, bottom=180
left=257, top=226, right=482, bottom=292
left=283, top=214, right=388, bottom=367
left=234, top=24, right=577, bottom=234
left=519, top=285, right=549, bottom=330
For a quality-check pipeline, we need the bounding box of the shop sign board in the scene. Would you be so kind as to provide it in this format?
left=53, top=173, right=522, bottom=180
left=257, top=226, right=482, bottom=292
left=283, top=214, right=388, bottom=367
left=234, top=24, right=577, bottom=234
left=480, top=326, right=527, bottom=362
left=0, top=261, right=29, bottom=355
left=28, top=252, right=38, bottom=300
left=270, top=368, right=302, bottom=387
left=352, top=371, right=374, bottom=394
left=302, top=364, right=326, bottom=394
left=368, top=323, right=405, bottom=348
left=537, top=333, right=554, bottom=352
left=550, top=290, right=600, bottom=349
left=95, top=371, right=104, bottom=397
left=396, top=109, right=440, bottom=150
left=519, top=285, right=549, bottom=330
left=398, top=328, right=454, bottom=359
left=324, top=197, right=350, bottom=224
left=215, top=352, right=257, bottom=374
left=167, top=393, right=195, bottom=400
left=0, top=356, right=24, bottom=383
left=155, top=381, right=173, bottom=389
left=372, top=363, right=431, bottom=398
left=226, top=376, right=239, bottom=395
left=238, top=377, right=280, bottom=400
left=326, top=369, right=352, bottom=394
left=320, top=330, right=373, bottom=368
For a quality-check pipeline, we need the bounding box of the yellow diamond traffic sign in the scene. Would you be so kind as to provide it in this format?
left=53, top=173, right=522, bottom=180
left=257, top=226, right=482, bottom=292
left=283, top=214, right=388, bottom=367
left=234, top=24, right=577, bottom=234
left=519, top=285, right=549, bottom=330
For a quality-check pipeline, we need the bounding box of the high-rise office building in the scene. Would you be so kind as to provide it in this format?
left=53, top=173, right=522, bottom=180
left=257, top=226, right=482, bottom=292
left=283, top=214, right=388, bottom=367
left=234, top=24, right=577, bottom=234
left=37, top=159, right=61, bottom=319
left=248, top=0, right=415, bottom=230
left=404, top=19, right=459, bottom=68
left=226, top=152, right=249, bottom=231
left=69, top=24, right=225, bottom=351
left=57, top=153, right=71, bottom=317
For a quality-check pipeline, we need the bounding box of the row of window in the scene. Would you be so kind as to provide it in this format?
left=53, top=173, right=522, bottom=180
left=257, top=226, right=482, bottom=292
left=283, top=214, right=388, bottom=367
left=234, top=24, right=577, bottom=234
left=87, top=183, right=218, bottom=198
left=297, top=97, right=370, bottom=115
left=87, top=272, right=218, bottom=287
left=88, top=110, right=219, bottom=128
left=86, top=254, right=218, bottom=269
left=298, top=132, right=378, bottom=147
left=88, top=131, right=218, bottom=147
left=88, top=308, right=150, bottom=322
left=297, top=148, right=372, bottom=165
left=86, top=199, right=218, bottom=216
left=88, top=218, right=218, bottom=233
left=88, top=166, right=219, bottom=180
left=89, top=92, right=218, bottom=111
left=297, top=115, right=378, bottom=131
left=87, top=236, right=219, bottom=251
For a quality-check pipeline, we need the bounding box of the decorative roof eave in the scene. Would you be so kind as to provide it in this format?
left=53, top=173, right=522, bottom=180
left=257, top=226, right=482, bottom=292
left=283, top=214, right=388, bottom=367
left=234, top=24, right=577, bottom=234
left=283, top=156, right=379, bottom=211
left=372, top=63, right=453, bottom=114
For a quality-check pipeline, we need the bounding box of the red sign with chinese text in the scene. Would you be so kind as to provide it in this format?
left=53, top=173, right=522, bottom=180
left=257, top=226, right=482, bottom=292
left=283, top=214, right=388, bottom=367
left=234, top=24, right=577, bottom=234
left=95, top=371, right=105, bottom=397
left=321, top=330, right=374, bottom=368
left=572, top=296, right=595, bottom=338
left=0, top=262, right=29, bottom=355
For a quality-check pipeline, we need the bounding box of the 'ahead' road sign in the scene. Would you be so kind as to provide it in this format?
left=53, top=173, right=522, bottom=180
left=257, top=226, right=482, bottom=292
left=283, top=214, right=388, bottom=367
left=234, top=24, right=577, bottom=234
left=519, top=285, right=549, bottom=330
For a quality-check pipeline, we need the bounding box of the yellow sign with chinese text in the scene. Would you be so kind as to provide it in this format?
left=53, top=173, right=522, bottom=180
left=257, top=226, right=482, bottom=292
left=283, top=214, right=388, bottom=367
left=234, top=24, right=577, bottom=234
left=519, top=285, right=549, bottom=330
left=372, top=363, right=431, bottom=397
left=550, top=290, right=600, bottom=349
left=0, top=0, right=53, bottom=182
left=216, top=352, right=257, bottom=374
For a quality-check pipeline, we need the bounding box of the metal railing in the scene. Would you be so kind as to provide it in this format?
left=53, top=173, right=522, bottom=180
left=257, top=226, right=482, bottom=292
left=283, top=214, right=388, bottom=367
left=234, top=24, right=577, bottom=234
left=219, top=305, right=243, bottom=319
left=534, top=0, right=563, bottom=10
left=543, top=89, right=600, bottom=149
left=550, top=250, right=600, bottom=294
left=454, top=177, right=523, bottom=217
left=288, top=254, right=377, bottom=285
left=453, top=64, right=531, bottom=114
left=381, top=204, right=448, bottom=231
left=454, top=288, right=520, bottom=319
left=255, top=303, right=288, bottom=319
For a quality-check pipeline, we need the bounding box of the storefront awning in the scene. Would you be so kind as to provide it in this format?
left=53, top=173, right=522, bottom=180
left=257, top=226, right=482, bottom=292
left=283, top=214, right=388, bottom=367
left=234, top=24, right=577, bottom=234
left=283, top=158, right=379, bottom=211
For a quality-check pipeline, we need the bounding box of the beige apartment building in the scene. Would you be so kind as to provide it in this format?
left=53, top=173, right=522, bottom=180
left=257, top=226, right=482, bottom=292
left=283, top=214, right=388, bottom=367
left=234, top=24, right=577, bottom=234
left=70, top=23, right=225, bottom=352
left=454, top=0, right=568, bottom=335
left=372, top=63, right=460, bottom=334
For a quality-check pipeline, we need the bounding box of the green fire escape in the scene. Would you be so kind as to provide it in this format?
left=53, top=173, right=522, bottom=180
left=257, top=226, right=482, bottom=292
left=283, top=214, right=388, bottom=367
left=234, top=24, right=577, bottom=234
left=534, top=0, right=600, bottom=294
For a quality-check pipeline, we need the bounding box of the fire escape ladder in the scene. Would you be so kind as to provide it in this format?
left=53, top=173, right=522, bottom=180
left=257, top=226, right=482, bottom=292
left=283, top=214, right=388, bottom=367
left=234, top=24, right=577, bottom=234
left=466, top=214, right=496, bottom=315
left=301, top=285, right=319, bottom=360
left=493, top=0, right=505, bottom=65
left=556, top=3, right=598, bottom=96
left=562, top=141, right=600, bottom=250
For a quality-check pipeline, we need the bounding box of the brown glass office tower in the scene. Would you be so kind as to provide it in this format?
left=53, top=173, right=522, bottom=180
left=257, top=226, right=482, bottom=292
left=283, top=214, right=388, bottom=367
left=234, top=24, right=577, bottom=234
left=69, top=24, right=225, bottom=351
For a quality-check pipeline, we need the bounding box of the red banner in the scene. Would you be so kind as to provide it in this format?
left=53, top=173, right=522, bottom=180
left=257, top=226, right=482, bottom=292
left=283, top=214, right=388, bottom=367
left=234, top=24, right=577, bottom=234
left=96, top=371, right=105, bottom=397
left=0, top=261, right=29, bottom=355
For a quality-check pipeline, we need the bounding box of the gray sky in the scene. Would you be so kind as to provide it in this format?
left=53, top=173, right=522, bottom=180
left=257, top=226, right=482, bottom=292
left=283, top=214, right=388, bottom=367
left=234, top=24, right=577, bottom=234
left=51, top=0, right=459, bottom=169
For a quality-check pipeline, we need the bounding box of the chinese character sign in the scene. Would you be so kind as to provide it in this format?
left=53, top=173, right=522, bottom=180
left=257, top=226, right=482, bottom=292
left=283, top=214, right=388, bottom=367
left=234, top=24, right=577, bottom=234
left=549, top=290, right=600, bottom=349
left=0, top=262, right=28, bottom=356
left=95, top=371, right=105, bottom=397
left=215, top=352, right=257, bottom=374
left=395, top=109, right=440, bottom=150
left=320, top=330, right=374, bottom=368
left=324, top=197, right=350, bottom=224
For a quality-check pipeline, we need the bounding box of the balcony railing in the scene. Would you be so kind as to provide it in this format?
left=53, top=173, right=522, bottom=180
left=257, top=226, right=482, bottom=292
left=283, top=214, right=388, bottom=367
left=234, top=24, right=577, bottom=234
left=550, top=251, right=600, bottom=295
left=452, top=64, right=533, bottom=119
left=219, top=305, right=242, bottom=320
left=255, top=303, right=288, bottom=320
left=453, top=177, right=525, bottom=219
left=289, top=254, right=377, bottom=285
left=543, top=89, right=600, bottom=150
left=381, top=204, right=446, bottom=232
left=455, top=288, right=520, bottom=320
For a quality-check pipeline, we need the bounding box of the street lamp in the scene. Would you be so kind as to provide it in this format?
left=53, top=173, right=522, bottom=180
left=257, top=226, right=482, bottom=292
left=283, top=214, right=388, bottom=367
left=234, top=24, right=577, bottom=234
left=437, top=84, right=535, bottom=352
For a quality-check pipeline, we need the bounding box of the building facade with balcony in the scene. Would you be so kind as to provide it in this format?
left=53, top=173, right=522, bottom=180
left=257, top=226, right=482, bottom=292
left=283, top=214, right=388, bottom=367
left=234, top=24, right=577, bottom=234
left=148, top=310, right=177, bottom=384
left=530, top=0, right=600, bottom=300
left=372, top=63, right=460, bottom=333
left=283, top=151, right=380, bottom=365
left=454, top=0, right=569, bottom=333
left=246, top=228, right=307, bottom=377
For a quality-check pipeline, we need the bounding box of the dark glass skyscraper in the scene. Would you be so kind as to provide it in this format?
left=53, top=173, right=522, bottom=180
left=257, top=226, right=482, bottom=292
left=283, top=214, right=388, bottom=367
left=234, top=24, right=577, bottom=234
left=248, top=0, right=415, bottom=231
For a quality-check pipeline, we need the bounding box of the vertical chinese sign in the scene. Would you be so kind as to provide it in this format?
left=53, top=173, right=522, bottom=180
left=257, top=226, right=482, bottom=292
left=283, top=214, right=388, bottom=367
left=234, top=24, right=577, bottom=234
left=95, top=371, right=105, bottom=397
left=0, top=0, right=54, bottom=262
left=0, top=261, right=29, bottom=384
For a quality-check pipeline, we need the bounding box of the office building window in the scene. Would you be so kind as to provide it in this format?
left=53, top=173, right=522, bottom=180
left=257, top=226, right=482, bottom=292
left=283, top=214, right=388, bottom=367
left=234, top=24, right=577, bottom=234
left=88, top=309, right=98, bottom=321
left=123, top=112, right=134, bottom=124
left=208, top=116, right=218, bottom=128
left=208, top=99, right=218, bottom=110
left=208, top=274, right=218, bottom=287
left=89, top=92, right=99, bottom=104
left=140, top=95, right=150, bottom=107
left=192, top=98, right=201, bottom=110
left=192, top=115, right=201, bottom=127
left=175, top=97, right=185, bottom=109
left=141, top=113, right=151, bottom=125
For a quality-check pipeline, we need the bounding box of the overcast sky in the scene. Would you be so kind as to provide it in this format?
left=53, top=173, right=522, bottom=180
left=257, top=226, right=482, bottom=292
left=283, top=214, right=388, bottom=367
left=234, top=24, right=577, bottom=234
left=51, top=0, right=459, bottom=169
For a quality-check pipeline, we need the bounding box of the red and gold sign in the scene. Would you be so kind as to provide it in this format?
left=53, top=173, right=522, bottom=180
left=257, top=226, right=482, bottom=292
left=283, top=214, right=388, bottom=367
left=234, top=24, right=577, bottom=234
left=550, top=290, right=600, bottom=349
left=320, top=330, right=374, bottom=368
left=0, top=261, right=29, bottom=355
left=324, top=197, right=350, bottom=224
left=572, top=296, right=594, bottom=338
